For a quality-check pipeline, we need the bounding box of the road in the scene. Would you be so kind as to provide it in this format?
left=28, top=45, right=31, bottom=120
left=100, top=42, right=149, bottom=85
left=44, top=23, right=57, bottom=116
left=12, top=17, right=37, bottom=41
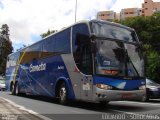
left=0, top=91, right=160, bottom=120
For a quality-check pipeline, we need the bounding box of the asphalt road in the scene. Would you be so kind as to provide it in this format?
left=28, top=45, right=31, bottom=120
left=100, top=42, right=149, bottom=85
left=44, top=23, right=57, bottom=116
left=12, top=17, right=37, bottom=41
left=0, top=91, right=160, bottom=120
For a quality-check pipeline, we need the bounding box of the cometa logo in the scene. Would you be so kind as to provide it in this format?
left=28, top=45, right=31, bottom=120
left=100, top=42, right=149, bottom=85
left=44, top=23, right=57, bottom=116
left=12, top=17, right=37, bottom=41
left=29, top=62, right=46, bottom=72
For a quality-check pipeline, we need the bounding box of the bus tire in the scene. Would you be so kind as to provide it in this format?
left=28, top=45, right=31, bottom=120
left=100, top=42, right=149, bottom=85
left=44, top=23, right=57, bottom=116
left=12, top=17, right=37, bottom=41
left=11, top=82, right=15, bottom=95
left=58, top=82, right=68, bottom=104
left=142, top=90, right=149, bottom=102
left=99, top=101, right=109, bottom=107
left=14, top=82, right=19, bottom=95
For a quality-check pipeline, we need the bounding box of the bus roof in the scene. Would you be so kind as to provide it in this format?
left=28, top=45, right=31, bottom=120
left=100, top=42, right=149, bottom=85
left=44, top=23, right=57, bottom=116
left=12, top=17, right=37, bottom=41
left=9, top=19, right=134, bottom=56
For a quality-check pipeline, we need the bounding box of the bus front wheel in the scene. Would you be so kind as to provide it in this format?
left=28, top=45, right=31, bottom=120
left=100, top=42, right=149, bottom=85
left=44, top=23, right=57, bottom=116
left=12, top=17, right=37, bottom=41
left=58, top=82, right=68, bottom=104
left=99, top=101, right=109, bottom=107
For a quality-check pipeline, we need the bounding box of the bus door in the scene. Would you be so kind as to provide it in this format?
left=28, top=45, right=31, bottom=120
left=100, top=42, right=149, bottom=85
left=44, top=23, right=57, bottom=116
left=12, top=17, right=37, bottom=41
left=72, top=23, right=93, bottom=101
left=80, top=44, right=93, bottom=101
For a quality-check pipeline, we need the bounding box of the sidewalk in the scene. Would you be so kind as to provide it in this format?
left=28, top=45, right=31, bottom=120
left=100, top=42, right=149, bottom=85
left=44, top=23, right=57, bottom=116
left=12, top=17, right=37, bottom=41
left=0, top=97, right=44, bottom=120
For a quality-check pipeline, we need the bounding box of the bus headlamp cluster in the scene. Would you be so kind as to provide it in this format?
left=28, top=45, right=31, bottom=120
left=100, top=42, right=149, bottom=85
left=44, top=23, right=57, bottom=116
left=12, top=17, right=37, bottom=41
left=139, top=85, right=146, bottom=90
left=96, top=84, right=112, bottom=90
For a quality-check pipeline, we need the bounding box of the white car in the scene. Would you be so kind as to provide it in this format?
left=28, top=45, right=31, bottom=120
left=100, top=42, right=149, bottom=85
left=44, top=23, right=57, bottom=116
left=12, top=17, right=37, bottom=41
left=0, top=77, right=5, bottom=91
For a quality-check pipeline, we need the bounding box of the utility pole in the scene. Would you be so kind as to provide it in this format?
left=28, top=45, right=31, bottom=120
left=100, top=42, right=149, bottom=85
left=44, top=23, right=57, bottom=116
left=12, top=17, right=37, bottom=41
left=75, top=0, right=77, bottom=23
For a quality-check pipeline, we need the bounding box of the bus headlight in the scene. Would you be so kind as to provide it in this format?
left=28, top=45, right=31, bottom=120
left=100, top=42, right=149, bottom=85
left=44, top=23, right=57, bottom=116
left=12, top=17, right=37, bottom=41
left=139, top=85, right=146, bottom=90
left=96, top=84, right=112, bottom=90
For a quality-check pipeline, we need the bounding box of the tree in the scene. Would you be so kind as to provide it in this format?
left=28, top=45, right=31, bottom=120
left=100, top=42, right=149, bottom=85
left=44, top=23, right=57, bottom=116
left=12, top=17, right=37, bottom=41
left=115, top=12, right=160, bottom=83
left=0, top=24, right=13, bottom=76
left=40, top=29, right=57, bottom=38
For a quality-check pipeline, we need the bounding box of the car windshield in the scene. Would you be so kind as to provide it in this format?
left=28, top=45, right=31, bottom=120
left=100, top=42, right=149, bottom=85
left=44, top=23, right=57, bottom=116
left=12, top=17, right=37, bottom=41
left=146, top=79, right=157, bottom=85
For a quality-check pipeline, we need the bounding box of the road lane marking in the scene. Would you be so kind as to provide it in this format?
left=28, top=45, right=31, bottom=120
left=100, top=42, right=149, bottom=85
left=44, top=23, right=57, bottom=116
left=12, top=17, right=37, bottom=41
left=0, top=97, right=53, bottom=120
left=111, top=101, right=160, bottom=106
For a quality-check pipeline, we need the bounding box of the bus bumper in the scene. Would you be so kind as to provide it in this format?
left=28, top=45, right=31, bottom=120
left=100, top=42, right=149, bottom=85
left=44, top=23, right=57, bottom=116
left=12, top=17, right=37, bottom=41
left=93, top=87, right=146, bottom=102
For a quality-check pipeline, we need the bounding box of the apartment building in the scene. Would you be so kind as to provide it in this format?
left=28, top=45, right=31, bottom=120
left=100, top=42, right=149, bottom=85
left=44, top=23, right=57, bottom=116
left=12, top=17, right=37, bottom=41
left=97, top=0, right=160, bottom=21
left=97, top=11, right=116, bottom=21
left=120, top=8, right=142, bottom=20
left=142, top=0, right=160, bottom=16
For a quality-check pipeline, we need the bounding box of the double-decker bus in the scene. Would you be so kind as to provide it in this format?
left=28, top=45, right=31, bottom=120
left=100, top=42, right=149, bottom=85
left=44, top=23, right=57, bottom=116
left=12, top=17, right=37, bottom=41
left=5, top=20, right=146, bottom=104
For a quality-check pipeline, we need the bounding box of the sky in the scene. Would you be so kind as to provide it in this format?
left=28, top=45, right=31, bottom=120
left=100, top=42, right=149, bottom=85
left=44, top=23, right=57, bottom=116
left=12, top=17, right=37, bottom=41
left=0, top=0, right=160, bottom=51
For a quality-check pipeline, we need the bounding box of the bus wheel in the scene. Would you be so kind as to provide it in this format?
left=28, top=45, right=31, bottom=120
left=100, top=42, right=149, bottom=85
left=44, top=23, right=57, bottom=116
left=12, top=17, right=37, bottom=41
left=99, top=101, right=109, bottom=107
left=11, top=83, right=15, bottom=95
left=58, top=82, right=68, bottom=104
left=15, top=82, right=19, bottom=95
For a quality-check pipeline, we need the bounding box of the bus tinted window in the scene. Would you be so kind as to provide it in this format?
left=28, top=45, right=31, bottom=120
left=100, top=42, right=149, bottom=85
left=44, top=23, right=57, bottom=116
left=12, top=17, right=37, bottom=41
left=43, top=36, right=56, bottom=52
left=72, top=24, right=92, bottom=75
left=55, top=28, right=71, bottom=53
left=72, top=24, right=90, bottom=53
left=8, top=52, right=20, bottom=67
left=91, top=22, right=138, bottom=43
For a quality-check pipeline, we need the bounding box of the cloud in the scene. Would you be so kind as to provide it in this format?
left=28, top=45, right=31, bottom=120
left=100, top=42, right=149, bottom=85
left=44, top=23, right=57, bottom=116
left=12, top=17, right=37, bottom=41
left=0, top=0, right=160, bottom=51
left=0, top=0, right=115, bottom=51
left=111, top=0, right=144, bottom=12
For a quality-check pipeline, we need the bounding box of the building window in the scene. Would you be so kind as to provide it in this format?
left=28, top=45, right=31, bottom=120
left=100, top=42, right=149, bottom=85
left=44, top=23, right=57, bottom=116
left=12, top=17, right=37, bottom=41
left=145, top=8, right=148, bottom=10
left=129, top=12, right=134, bottom=14
left=145, top=2, right=147, bottom=3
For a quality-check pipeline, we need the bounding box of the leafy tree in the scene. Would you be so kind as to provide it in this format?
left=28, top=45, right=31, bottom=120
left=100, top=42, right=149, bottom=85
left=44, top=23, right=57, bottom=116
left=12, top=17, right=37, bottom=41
left=40, top=29, right=57, bottom=38
left=0, top=24, right=13, bottom=76
left=115, top=12, right=160, bottom=83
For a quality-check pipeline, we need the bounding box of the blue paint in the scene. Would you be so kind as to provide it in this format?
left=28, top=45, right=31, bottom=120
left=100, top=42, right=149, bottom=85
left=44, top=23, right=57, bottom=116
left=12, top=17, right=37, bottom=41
left=6, top=55, right=75, bottom=100
left=93, top=75, right=145, bottom=90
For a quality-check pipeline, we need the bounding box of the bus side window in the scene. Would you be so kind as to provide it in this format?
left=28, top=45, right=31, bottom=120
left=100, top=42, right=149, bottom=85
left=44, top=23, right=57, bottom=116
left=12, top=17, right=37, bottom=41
left=72, top=24, right=92, bottom=75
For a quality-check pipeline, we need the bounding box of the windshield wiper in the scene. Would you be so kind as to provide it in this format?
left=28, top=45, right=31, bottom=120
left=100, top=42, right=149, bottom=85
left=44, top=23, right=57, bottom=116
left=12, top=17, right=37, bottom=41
left=125, top=49, right=140, bottom=77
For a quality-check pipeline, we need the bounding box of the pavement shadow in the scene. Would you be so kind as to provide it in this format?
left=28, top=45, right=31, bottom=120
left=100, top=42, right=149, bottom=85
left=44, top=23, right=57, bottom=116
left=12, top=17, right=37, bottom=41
left=9, top=93, right=152, bottom=113
left=148, top=99, right=160, bottom=103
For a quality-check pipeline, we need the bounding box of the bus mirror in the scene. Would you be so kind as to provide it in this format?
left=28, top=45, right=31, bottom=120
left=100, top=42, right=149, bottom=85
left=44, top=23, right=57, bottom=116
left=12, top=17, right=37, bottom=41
left=90, top=33, right=96, bottom=40
left=136, top=41, right=143, bottom=51
left=91, top=41, right=96, bottom=53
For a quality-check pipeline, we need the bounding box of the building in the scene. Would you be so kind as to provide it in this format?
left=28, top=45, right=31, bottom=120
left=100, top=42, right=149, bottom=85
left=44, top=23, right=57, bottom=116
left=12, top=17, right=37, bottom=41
left=97, top=0, right=160, bottom=21
left=142, top=0, right=160, bottom=16
left=97, top=11, right=116, bottom=21
left=120, top=8, right=142, bottom=20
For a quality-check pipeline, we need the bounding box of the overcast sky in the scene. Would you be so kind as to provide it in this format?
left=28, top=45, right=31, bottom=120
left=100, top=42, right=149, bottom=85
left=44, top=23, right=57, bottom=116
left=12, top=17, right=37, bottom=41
left=0, top=0, right=160, bottom=51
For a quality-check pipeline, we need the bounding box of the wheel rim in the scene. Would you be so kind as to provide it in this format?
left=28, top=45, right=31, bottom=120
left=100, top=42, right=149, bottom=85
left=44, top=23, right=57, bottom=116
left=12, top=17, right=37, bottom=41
left=11, top=84, right=14, bottom=94
left=15, top=84, right=18, bottom=95
left=60, top=87, right=66, bottom=102
left=142, top=95, right=147, bottom=102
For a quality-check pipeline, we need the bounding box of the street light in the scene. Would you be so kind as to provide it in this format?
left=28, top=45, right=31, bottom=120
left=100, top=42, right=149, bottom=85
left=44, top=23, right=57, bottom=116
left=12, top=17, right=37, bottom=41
left=75, top=0, right=77, bottom=23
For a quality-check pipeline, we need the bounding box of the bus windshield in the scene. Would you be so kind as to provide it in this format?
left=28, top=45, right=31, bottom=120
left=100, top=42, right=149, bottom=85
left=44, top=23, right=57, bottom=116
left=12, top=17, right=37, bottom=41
left=91, top=21, right=138, bottom=43
left=91, top=21, right=144, bottom=78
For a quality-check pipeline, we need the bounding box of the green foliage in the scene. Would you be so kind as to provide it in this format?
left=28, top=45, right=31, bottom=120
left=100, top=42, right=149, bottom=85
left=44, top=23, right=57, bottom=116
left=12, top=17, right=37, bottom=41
left=147, top=51, right=160, bottom=83
left=116, top=12, right=160, bottom=82
left=40, top=29, right=57, bottom=38
left=0, top=24, right=13, bottom=76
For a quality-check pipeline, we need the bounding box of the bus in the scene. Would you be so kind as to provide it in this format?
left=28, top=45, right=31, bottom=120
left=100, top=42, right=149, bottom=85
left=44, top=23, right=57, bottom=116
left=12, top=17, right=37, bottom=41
left=5, top=20, right=146, bottom=105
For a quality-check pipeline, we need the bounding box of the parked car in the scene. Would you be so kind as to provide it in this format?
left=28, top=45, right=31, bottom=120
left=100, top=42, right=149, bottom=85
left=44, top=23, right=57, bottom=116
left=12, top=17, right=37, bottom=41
left=0, top=77, right=5, bottom=91
left=145, top=78, right=160, bottom=101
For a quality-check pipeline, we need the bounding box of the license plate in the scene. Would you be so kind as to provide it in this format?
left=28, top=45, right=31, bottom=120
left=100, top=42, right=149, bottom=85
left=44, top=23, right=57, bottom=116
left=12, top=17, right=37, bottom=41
left=122, top=93, right=133, bottom=99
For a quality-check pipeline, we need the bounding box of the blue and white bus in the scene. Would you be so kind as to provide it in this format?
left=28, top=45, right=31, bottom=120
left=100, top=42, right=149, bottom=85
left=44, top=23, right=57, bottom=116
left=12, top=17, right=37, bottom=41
left=5, top=20, right=146, bottom=104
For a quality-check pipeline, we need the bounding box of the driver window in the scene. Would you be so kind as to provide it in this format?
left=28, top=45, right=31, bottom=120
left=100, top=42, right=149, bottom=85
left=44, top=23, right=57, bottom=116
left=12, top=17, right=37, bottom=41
left=72, top=24, right=92, bottom=75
